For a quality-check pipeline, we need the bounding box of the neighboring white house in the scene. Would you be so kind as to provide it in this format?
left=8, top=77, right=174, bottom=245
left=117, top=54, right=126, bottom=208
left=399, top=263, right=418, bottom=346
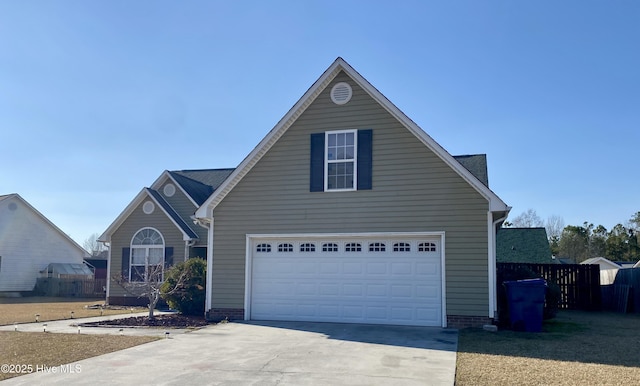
left=0, top=194, right=89, bottom=293
left=581, top=257, right=621, bottom=285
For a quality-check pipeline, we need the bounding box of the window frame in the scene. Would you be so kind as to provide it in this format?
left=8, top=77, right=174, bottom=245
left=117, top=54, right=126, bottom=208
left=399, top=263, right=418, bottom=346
left=324, top=129, right=358, bottom=192
left=129, top=227, right=165, bottom=282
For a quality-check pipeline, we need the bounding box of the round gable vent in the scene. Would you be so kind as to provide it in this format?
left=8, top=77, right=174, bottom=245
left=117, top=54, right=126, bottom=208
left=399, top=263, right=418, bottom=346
left=163, top=183, right=176, bottom=197
left=330, top=82, right=352, bottom=105
left=143, top=201, right=155, bottom=215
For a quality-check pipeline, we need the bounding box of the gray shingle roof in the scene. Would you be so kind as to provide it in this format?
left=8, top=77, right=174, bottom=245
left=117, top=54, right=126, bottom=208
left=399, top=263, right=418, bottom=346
left=146, top=188, right=199, bottom=239
left=169, top=169, right=235, bottom=206
left=497, top=227, right=554, bottom=264
left=453, top=154, right=488, bottom=187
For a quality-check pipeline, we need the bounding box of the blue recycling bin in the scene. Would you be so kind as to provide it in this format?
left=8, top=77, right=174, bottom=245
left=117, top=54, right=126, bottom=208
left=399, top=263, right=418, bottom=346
left=504, top=278, right=546, bottom=332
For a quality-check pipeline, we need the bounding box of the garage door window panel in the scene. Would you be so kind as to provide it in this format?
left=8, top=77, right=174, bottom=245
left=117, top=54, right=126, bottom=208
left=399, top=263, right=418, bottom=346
left=322, top=243, right=339, bottom=252
left=369, top=242, right=386, bottom=252
left=393, top=242, right=411, bottom=252
left=300, top=243, right=316, bottom=252
left=419, top=242, right=437, bottom=252
left=345, top=243, right=362, bottom=252
left=278, top=243, right=293, bottom=252
left=256, top=243, right=272, bottom=253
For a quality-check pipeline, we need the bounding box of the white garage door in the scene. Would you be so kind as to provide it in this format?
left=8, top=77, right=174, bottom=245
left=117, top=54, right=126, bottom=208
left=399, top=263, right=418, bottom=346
left=248, top=234, right=443, bottom=327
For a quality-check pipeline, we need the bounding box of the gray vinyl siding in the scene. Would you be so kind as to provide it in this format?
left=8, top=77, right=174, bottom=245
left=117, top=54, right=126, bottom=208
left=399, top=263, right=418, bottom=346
left=211, top=71, right=490, bottom=316
left=108, top=199, right=187, bottom=298
left=158, top=180, right=208, bottom=244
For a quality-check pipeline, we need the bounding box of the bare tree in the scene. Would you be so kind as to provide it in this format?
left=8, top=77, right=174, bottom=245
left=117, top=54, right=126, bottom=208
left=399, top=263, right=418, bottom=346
left=510, top=209, right=544, bottom=228
left=545, top=215, right=565, bottom=241
left=83, top=233, right=107, bottom=257
left=113, top=262, right=188, bottom=320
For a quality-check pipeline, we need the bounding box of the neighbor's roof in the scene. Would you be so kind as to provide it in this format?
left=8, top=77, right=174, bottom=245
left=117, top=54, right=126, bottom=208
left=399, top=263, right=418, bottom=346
left=42, top=263, right=93, bottom=276
left=497, top=227, right=553, bottom=264
left=581, top=257, right=621, bottom=269
left=195, top=57, right=509, bottom=219
left=453, top=154, right=488, bottom=187
left=0, top=193, right=90, bottom=257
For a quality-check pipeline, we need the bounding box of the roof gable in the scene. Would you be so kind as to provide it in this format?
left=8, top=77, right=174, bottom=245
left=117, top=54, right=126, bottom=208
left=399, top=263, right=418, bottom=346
left=170, top=169, right=235, bottom=205
left=496, top=227, right=553, bottom=264
left=581, top=257, right=621, bottom=269
left=99, top=188, right=199, bottom=242
left=195, top=57, right=508, bottom=219
left=151, top=169, right=235, bottom=207
left=0, top=193, right=89, bottom=256
left=145, top=189, right=198, bottom=239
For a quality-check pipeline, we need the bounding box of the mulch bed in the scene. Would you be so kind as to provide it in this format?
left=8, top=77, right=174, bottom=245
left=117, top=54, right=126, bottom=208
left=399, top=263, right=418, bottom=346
left=80, top=313, right=210, bottom=328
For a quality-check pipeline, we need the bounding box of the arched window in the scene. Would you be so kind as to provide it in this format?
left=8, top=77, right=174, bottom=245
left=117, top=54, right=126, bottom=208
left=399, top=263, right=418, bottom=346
left=130, top=228, right=165, bottom=282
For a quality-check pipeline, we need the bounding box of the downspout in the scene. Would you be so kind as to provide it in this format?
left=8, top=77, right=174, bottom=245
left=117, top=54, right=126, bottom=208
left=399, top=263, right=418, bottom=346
left=489, top=209, right=510, bottom=320
left=184, top=239, right=197, bottom=261
left=193, top=216, right=213, bottom=316
left=100, top=239, right=111, bottom=305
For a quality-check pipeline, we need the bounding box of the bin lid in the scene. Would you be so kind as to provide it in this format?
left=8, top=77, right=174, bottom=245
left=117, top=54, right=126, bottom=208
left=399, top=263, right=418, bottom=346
left=504, top=278, right=546, bottom=286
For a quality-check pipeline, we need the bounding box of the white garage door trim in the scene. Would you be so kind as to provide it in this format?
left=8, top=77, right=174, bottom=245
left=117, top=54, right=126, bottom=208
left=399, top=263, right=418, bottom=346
left=244, top=232, right=447, bottom=327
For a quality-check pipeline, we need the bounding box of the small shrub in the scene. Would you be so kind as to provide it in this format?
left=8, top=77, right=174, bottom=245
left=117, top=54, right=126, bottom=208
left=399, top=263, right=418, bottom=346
left=161, top=257, right=206, bottom=316
left=544, top=281, right=561, bottom=319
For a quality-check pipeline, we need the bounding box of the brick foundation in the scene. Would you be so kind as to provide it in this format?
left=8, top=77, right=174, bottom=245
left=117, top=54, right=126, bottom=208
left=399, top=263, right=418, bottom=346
left=206, top=308, right=245, bottom=322
left=447, top=315, right=493, bottom=329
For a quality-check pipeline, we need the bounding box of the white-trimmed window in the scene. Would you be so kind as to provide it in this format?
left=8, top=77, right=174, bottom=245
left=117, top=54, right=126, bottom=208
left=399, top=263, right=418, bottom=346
left=300, top=243, right=316, bottom=252
left=130, top=228, right=164, bottom=282
left=419, top=242, right=437, bottom=252
left=322, top=243, right=339, bottom=252
left=278, top=243, right=293, bottom=252
left=345, top=243, right=362, bottom=252
left=393, top=242, right=411, bottom=252
left=325, top=130, right=357, bottom=191
left=256, top=243, right=271, bottom=252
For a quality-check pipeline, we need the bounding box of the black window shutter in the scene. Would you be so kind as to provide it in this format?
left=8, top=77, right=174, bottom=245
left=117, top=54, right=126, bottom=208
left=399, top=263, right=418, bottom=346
left=121, top=248, right=130, bottom=280
left=310, top=133, right=325, bottom=192
left=357, top=129, right=373, bottom=190
left=165, top=247, right=174, bottom=268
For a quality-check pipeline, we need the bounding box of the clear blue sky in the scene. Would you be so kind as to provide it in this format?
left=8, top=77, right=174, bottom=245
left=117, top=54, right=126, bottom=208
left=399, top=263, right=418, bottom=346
left=1, top=1, right=638, bottom=246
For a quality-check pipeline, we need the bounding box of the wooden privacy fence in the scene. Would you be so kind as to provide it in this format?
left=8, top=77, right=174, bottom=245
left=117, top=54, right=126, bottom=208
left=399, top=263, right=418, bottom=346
left=35, top=278, right=107, bottom=298
left=497, top=263, right=601, bottom=310
left=602, top=268, right=640, bottom=313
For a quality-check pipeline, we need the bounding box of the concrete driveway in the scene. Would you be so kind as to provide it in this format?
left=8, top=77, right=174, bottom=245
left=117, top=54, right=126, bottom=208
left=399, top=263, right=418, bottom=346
left=3, top=321, right=458, bottom=385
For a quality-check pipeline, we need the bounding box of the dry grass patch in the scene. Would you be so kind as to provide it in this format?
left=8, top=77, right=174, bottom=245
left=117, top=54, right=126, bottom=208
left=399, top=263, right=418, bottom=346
left=0, top=297, right=147, bottom=325
left=456, top=311, right=640, bottom=385
left=0, top=331, right=157, bottom=381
